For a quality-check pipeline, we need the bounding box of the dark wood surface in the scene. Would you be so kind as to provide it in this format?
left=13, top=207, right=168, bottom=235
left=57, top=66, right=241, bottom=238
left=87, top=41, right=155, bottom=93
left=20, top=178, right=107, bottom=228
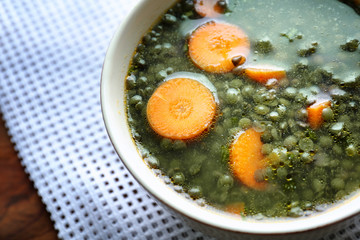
left=0, top=116, right=58, bottom=240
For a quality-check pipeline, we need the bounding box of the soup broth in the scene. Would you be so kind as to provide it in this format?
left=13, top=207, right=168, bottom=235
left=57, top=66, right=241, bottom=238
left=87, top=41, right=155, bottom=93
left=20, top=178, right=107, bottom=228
left=125, top=0, right=360, bottom=218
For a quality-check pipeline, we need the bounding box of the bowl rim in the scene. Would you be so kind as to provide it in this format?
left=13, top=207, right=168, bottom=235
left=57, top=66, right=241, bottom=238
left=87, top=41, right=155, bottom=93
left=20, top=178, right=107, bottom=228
left=100, top=0, right=360, bottom=236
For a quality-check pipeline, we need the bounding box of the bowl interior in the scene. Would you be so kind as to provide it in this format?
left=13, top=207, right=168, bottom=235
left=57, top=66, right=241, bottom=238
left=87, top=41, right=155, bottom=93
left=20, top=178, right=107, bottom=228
left=101, top=0, right=360, bottom=235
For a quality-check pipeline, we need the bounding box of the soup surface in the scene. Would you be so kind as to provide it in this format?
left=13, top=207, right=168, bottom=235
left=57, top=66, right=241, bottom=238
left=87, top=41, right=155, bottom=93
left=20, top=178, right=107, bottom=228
left=125, top=0, right=360, bottom=218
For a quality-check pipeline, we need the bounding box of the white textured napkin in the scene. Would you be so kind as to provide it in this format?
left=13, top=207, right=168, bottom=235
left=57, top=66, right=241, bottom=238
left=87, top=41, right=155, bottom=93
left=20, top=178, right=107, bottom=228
left=0, top=0, right=359, bottom=239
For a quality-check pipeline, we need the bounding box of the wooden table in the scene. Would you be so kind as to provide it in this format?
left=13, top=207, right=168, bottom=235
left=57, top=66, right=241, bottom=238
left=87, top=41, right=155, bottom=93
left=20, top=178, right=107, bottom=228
left=0, top=116, right=58, bottom=240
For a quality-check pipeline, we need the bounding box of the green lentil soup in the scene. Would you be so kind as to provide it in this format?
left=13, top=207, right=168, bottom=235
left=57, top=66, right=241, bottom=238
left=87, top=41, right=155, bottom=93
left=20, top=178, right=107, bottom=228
left=125, top=0, right=360, bottom=218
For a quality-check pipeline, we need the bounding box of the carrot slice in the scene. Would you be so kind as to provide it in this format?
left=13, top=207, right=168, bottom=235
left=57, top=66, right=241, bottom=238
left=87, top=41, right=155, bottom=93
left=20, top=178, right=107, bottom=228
left=146, top=78, right=216, bottom=140
left=244, top=66, right=286, bottom=84
left=194, top=0, right=225, bottom=18
left=225, top=202, right=245, bottom=215
left=229, top=128, right=267, bottom=190
left=307, top=100, right=331, bottom=129
left=188, top=22, right=250, bottom=73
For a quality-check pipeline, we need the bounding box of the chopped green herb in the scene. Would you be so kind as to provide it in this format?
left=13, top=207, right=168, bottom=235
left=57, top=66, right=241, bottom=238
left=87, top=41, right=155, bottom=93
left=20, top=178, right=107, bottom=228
left=254, top=39, right=273, bottom=54
left=340, top=39, right=359, bottom=52
left=297, top=42, right=318, bottom=57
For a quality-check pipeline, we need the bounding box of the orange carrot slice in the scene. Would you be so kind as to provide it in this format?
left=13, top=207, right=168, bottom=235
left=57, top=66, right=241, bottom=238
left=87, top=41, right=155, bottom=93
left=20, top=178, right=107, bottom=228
left=225, top=202, right=245, bottom=215
left=188, top=22, right=250, bottom=73
left=307, top=100, right=331, bottom=129
left=146, top=78, right=216, bottom=140
left=229, top=128, right=267, bottom=190
left=194, top=0, right=225, bottom=18
left=244, top=66, right=286, bottom=84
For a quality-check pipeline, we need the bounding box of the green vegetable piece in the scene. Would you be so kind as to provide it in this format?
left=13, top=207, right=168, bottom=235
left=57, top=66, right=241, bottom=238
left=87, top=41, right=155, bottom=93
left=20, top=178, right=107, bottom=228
left=345, top=144, right=357, bottom=156
left=288, top=206, right=303, bottom=217
left=340, top=39, right=359, bottom=52
left=318, top=136, right=333, bottom=148
left=271, top=128, right=280, bottom=140
left=303, top=189, right=314, bottom=200
left=154, top=44, right=162, bottom=53
left=301, top=152, right=313, bottom=163
left=253, top=121, right=266, bottom=133
left=280, top=28, right=303, bottom=42
left=173, top=185, right=183, bottom=193
left=145, top=156, right=159, bottom=168
left=331, top=178, right=345, bottom=190
left=163, top=14, right=177, bottom=25
left=133, top=53, right=146, bottom=67
left=329, top=122, right=344, bottom=136
left=269, top=111, right=280, bottom=121
left=214, top=125, right=225, bottom=135
left=129, top=95, right=142, bottom=105
left=160, top=138, right=172, bottom=149
left=295, top=109, right=308, bottom=121
left=229, top=79, right=243, bottom=88
left=314, top=152, right=330, bottom=167
left=162, top=43, right=177, bottom=57
left=126, top=74, right=136, bottom=89
left=228, top=127, right=241, bottom=136
left=277, top=167, right=288, bottom=179
left=143, top=86, right=154, bottom=97
left=276, top=105, right=287, bottom=115
left=172, top=172, right=185, bottom=185
left=284, top=87, right=297, bottom=98
left=305, top=123, right=320, bottom=139
left=299, top=138, right=314, bottom=152
left=135, top=101, right=145, bottom=111
left=157, top=69, right=168, bottom=79
left=335, top=190, right=346, bottom=200
left=312, top=179, right=325, bottom=193
left=138, top=76, right=148, bottom=86
left=284, top=136, right=298, bottom=150
left=217, top=174, right=234, bottom=189
left=136, top=43, right=145, bottom=52
left=254, top=105, right=270, bottom=115
left=238, top=118, right=252, bottom=129
left=226, top=88, right=241, bottom=104
left=181, top=0, right=194, bottom=11
left=188, top=186, right=202, bottom=199
left=173, top=140, right=186, bottom=150
left=260, top=130, right=273, bottom=143
left=261, top=143, right=273, bottom=155
left=242, top=85, right=255, bottom=98
left=332, top=144, right=343, bottom=155
left=142, top=33, right=152, bottom=44
left=189, top=162, right=202, bottom=176
left=322, top=107, right=334, bottom=121
left=264, top=166, right=274, bottom=180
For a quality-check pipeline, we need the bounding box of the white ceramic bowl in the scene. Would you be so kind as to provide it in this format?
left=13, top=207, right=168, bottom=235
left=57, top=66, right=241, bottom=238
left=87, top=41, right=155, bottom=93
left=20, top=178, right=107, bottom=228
left=101, top=0, right=360, bottom=239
